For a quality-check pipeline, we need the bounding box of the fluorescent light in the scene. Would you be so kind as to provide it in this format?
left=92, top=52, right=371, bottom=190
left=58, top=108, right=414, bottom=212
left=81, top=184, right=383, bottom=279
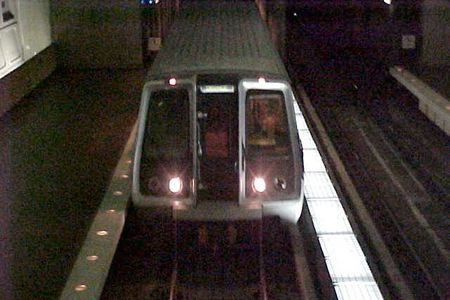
left=294, top=101, right=383, bottom=299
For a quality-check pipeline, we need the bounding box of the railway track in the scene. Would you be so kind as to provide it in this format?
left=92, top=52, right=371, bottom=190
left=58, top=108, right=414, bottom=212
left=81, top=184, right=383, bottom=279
left=101, top=209, right=314, bottom=299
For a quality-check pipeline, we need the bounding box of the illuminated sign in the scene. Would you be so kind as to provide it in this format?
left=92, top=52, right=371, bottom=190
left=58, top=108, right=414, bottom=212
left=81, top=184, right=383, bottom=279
left=199, top=85, right=235, bottom=94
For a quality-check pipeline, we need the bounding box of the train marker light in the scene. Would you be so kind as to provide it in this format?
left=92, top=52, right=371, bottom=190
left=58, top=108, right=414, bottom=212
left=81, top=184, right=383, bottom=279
left=168, top=77, right=177, bottom=86
left=253, top=177, right=266, bottom=193
left=169, top=177, right=183, bottom=194
left=257, top=76, right=266, bottom=84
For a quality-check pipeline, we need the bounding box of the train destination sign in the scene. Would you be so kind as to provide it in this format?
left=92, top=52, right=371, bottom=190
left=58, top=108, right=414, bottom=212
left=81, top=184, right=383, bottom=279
left=199, top=85, right=235, bottom=94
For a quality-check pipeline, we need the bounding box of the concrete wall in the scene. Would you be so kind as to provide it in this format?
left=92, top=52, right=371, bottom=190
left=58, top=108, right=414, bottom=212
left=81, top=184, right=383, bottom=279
left=51, top=0, right=143, bottom=69
left=392, top=0, right=423, bottom=66
left=422, top=0, right=450, bottom=66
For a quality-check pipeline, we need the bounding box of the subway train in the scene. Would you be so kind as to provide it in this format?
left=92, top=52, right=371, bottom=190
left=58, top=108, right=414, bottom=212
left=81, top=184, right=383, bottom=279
left=132, top=2, right=304, bottom=223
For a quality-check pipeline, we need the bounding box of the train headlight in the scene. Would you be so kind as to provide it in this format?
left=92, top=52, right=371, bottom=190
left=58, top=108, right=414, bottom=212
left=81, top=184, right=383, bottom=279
left=252, top=177, right=266, bottom=193
left=168, top=177, right=182, bottom=194
left=168, top=77, right=177, bottom=86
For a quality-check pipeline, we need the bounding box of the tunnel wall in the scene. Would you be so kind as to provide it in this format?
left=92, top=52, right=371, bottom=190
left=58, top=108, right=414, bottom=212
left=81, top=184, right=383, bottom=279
left=422, top=0, right=450, bottom=66
left=0, top=0, right=55, bottom=117
left=51, top=0, right=142, bottom=69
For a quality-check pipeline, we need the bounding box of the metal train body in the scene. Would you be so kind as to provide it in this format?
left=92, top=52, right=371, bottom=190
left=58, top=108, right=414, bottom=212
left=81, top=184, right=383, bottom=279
left=132, top=2, right=304, bottom=223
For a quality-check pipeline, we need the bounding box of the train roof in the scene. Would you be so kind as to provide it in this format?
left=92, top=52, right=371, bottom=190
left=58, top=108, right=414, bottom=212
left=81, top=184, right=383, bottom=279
left=147, top=2, right=289, bottom=81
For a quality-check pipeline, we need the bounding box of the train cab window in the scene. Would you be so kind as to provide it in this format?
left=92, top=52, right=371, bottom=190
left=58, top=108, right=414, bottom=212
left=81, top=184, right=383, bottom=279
left=140, top=89, right=191, bottom=196
left=143, top=89, right=190, bottom=159
left=246, top=90, right=290, bottom=156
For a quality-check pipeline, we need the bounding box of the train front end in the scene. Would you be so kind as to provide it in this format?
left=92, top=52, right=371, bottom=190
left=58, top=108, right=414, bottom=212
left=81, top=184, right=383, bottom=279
left=132, top=75, right=304, bottom=223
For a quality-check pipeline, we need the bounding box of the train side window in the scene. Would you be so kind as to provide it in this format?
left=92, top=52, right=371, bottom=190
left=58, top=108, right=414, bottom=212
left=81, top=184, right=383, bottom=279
left=246, top=90, right=290, bottom=156
left=143, top=89, right=190, bottom=159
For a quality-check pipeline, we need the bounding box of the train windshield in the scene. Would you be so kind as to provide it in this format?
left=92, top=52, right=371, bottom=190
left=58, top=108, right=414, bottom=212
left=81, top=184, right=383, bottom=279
left=144, top=89, right=190, bottom=157
left=246, top=90, right=290, bottom=156
left=140, top=89, right=191, bottom=196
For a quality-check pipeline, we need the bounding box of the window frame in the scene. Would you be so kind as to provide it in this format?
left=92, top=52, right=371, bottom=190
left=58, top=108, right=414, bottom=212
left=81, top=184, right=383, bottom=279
left=132, top=77, right=197, bottom=207
left=238, top=78, right=301, bottom=206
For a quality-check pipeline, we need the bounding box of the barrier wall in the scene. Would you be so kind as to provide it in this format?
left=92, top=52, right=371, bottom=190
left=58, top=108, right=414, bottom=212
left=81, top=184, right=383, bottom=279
left=0, top=0, right=54, bottom=117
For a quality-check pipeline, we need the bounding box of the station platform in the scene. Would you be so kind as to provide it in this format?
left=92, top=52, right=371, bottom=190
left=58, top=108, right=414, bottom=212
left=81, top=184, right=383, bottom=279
left=390, top=65, right=450, bottom=135
left=409, top=65, right=450, bottom=100
left=0, top=68, right=144, bottom=299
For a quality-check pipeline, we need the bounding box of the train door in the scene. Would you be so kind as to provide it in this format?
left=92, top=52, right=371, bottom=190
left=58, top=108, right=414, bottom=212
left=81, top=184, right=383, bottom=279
left=197, top=90, right=239, bottom=201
